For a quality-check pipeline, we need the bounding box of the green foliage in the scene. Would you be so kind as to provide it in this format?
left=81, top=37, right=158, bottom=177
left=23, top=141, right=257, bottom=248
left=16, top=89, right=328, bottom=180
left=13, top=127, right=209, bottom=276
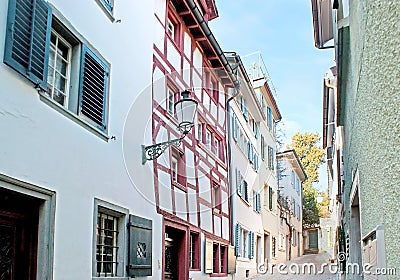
left=287, top=132, right=325, bottom=227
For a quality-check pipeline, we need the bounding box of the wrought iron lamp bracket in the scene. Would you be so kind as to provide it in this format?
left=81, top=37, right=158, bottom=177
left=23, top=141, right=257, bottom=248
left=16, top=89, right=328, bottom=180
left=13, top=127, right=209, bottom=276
left=141, top=136, right=184, bottom=165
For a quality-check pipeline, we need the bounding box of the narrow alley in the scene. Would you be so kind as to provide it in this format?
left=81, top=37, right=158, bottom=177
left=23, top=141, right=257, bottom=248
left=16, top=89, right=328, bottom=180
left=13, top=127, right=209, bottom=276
left=251, top=252, right=340, bottom=280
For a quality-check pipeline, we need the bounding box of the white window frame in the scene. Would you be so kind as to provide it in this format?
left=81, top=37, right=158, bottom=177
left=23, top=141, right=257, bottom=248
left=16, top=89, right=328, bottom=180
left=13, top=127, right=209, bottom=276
left=93, top=199, right=128, bottom=279
left=171, top=155, right=178, bottom=182
left=47, top=30, right=72, bottom=108
left=167, top=87, right=175, bottom=115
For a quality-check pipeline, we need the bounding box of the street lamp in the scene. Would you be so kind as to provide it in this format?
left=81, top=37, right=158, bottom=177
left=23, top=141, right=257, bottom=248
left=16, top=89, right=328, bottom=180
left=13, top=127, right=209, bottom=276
left=141, top=90, right=198, bottom=164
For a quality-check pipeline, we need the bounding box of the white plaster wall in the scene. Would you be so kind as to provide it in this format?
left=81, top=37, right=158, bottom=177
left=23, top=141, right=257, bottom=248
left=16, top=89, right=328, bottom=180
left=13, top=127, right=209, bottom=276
left=0, top=1, right=163, bottom=279
left=167, top=40, right=181, bottom=73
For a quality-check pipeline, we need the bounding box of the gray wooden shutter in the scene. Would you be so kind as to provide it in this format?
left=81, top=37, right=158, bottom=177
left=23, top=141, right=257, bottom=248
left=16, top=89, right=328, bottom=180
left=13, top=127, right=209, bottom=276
left=79, top=45, right=109, bottom=130
left=4, top=0, right=52, bottom=89
left=235, top=224, right=241, bottom=256
left=127, top=215, right=152, bottom=277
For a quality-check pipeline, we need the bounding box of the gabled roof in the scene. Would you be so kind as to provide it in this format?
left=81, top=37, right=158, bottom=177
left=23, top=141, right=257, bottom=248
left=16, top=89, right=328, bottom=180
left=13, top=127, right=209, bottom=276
left=277, top=149, right=307, bottom=182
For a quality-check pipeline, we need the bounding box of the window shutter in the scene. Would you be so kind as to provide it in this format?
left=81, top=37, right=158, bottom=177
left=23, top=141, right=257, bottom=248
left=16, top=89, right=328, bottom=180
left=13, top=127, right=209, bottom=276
left=127, top=215, right=152, bottom=277
left=235, top=224, right=241, bottom=257
left=267, top=107, right=272, bottom=130
left=236, top=169, right=242, bottom=197
left=269, top=186, right=273, bottom=211
left=204, top=239, right=213, bottom=273
left=256, top=193, right=261, bottom=212
left=4, top=0, right=52, bottom=90
left=249, top=232, right=254, bottom=259
left=232, top=113, right=238, bottom=141
left=79, top=45, right=109, bottom=130
left=271, top=148, right=275, bottom=170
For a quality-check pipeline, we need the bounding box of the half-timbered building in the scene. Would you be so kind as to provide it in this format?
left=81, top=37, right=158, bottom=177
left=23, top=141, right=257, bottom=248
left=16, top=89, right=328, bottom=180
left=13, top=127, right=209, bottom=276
left=151, top=0, right=238, bottom=279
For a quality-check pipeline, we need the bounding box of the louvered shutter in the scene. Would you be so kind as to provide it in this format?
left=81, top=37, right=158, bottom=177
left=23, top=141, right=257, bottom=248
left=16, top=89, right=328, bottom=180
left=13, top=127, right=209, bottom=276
left=232, top=113, right=238, bottom=141
left=249, top=232, right=254, bottom=259
left=269, top=186, right=273, bottom=211
left=236, top=169, right=242, bottom=197
left=235, top=224, right=241, bottom=257
left=79, top=46, right=109, bottom=130
left=256, top=193, right=261, bottom=212
left=4, top=0, right=52, bottom=89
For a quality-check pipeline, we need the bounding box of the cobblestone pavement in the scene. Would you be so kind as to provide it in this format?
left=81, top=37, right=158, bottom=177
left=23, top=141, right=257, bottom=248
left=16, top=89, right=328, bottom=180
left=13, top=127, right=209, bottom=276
left=250, top=252, right=341, bottom=280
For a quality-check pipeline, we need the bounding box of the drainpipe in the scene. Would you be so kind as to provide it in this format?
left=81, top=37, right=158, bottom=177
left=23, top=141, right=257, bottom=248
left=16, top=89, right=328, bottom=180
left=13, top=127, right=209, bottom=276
left=186, top=0, right=241, bottom=248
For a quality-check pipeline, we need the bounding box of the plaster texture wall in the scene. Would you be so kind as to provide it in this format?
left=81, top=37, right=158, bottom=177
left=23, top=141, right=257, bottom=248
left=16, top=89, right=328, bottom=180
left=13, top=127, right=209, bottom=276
left=339, top=0, right=400, bottom=276
left=0, top=0, right=162, bottom=279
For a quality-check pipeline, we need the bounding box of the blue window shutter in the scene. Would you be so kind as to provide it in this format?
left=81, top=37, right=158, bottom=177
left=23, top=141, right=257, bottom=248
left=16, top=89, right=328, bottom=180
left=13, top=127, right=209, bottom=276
left=79, top=45, right=109, bottom=130
left=100, top=0, right=113, bottom=13
left=249, top=232, right=254, bottom=259
left=236, top=169, right=242, bottom=197
left=4, top=0, right=52, bottom=90
left=235, top=224, right=241, bottom=257
left=232, top=113, right=238, bottom=141
left=257, top=193, right=261, bottom=212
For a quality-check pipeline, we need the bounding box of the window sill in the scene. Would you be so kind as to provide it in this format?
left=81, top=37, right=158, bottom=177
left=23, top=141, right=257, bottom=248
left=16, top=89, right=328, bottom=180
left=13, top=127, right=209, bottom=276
left=197, top=141, right=226, bottom=167
left=172, top=181, right=187, bottom=192
left=39, top=93, right=109, bottom=142
left=210, top=273, right=228, bottom=277
left=92, top=277, right=129, bottom=280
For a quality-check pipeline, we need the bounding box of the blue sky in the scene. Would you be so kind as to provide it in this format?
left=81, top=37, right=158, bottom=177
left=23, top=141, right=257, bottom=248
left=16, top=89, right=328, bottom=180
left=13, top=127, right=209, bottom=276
left=209, top=0, right=334, bottom=190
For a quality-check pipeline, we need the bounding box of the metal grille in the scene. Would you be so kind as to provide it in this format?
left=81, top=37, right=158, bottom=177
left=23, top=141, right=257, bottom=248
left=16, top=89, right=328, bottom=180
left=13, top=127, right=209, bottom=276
left=96, top=212, right=119, bottom=277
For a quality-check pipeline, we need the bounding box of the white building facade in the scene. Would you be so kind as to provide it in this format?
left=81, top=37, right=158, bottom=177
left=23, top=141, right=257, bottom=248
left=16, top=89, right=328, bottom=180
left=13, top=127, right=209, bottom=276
left=0, top=0, right=162, bottom=279
left=276, top=150, right=306, bottom=262
left=227, top=54, right=281, bottom=279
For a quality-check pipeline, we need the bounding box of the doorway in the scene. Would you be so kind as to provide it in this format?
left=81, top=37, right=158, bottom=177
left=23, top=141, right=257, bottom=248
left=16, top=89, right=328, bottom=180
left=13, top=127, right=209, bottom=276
left=263, top=234, right=270, bottom=264
left=0, top=188, right=40, bottom=280
left=164, top=226, right=187, bottom=280
left=309, top=230, right=319, bottom=250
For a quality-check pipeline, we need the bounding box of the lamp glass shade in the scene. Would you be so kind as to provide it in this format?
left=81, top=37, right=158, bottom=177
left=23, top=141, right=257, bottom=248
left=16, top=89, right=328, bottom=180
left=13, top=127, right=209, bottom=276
left=175, top=92, right=198, bottom=134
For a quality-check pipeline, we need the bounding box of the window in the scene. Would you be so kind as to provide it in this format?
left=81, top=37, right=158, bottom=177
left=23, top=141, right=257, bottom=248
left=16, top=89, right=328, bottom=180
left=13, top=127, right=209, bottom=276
left=261, top=135, right=265, bottom=161
left=212, top=184, right=222, bottom=212
left=267, top=106, right=273, bottom=131
left=268, top=146, right=274, bottom=170
left=211, top=78, right=219, bottom=102
left=201, top=126, right=224, bottom=160
left=239, top=229, right=254, bottom=259
left=231, top=112, right=239, bottom=141
left=268, top=186, right=273, bottom=211
left=47, top=31, right=71, bottom=107
left=272, top=237, right=276, bottom=258
left=171, top=156, right=178, bottom=182
left=212, top=243, right=227, bottom=275
left=167, top=11, right=180, bottom=46
left=171, top=150, right=185, bottom=186
left=236, top=169, right=249, bottom=203
left=205, top=129, right=212, bottom=150
left=292, top=229, right=297, bottom=246
left=253, top=191, right=261, bottom=213
left=167, top=87, right=176, bottom=115
left=251, top=118, right=259, bottom=138
left=242, top=229, right=249, bottom=258
left=94, top=201, right=128, bottom=278
left=240, top=96, right=248, bottom=121
left=96, top=211, right=119, bottom=276
left=189, top=232, right=200, bottom=269
left=4, top=2, right=110, bottom=134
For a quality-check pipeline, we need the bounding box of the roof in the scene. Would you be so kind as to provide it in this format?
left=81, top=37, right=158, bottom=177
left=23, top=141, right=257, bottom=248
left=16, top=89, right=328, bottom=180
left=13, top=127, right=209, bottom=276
left=311, top=0, right=334, bottom=48
left=277, top=149, right=307, bottom=182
